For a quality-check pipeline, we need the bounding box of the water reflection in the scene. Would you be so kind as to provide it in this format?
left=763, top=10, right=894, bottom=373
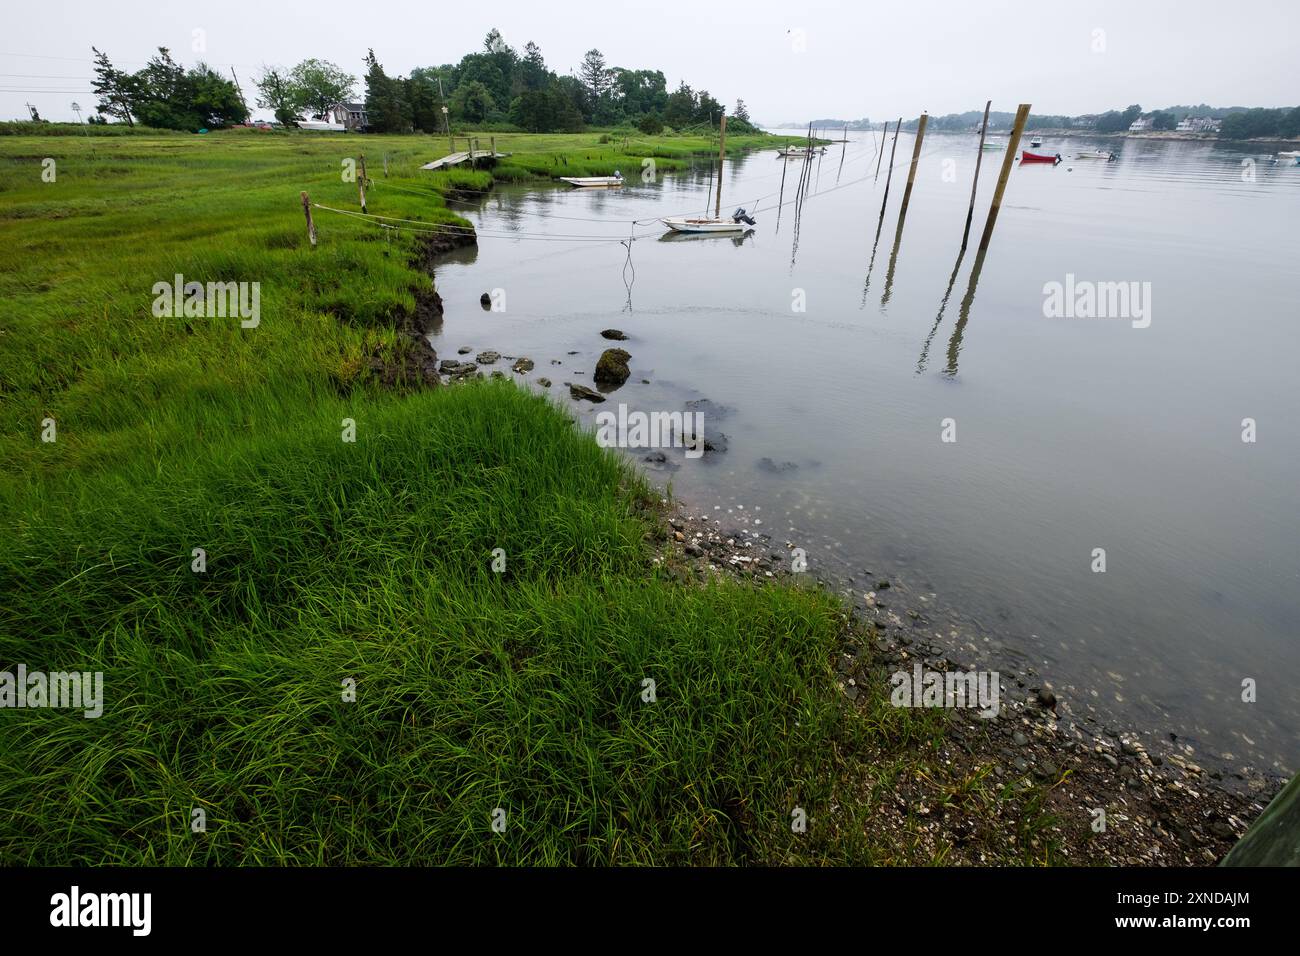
left=945, top=246, right=988, bottom=377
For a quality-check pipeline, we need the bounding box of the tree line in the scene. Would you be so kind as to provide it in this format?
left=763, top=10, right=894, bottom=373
left=904, top=103, right=1300, bottom=138
left=88, top=30, right=759, bottom=135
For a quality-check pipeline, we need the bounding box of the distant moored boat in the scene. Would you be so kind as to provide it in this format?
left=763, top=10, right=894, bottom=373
left=1021, top=150, right=1062, bottom=164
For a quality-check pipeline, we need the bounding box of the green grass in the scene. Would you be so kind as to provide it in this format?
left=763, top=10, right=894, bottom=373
left=0, top=129, right=1058, bottom=865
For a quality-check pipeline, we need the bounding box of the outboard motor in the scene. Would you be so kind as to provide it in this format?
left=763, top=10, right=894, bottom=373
left=731, top=207, right=757, bottom=225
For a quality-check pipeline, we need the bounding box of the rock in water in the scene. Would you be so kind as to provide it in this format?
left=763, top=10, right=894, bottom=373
left=476, top=350, right=500, bottom=364
left=512, top=357, right=534, bottom=373
left=568, top=383, right=606, bottom=403
left=479, top=292, right=492, bottom=309
left=600, top=329, right=629, bottom=340
left=594, top=348, right=631, bottom=386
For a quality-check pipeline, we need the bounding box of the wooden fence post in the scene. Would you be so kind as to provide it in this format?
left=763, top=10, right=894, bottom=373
left=358, top=154, right=367, bottom=213
left=301, top=191, right=317, bottom=246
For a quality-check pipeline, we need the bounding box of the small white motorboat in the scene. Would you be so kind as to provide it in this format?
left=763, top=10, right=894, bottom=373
left=661, top=207, right=758, bottom=233
left=298, top=119, right=346, bottom=132
left=777, top=146, right=824, bottom=158
left=1029, top=135, right=1043, bottom=148
left=981, top=140, right=1006, bottom=151
left=1277, top=151, right=1300, bottom=165
left=560, top=173, right=623, bottom=187
left=1074, top=149, right=1117, bottom=161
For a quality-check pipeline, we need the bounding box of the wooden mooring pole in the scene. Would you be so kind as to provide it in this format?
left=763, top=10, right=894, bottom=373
left=300, top=191, right=317, bottom=246
left=879, top=118, right=902, bottom=217
left=897, top=112, right=928, bottom=220
left=961, top=100, right=992, bottom=251
left=713, top=113, right=728, bottom=218
left=978, top=103, right=1031, bottom=252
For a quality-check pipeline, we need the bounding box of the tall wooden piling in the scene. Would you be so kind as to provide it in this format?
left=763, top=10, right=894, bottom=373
left=961, top=100, right=992, bottom=251
left=357, top=155, right=367, bottom=213
left=879, top=119, right=902, bottom=217
left=714, top=113, right=728, bottom=218
left=897, top=112, right=928, bottom=221
left=977, top=103, right=1031, bottom=252
left=300, top=191, right=317, bottom=246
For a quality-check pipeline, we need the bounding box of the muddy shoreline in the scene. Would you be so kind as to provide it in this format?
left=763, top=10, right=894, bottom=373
left=408, top=193, right=1284, bottom=865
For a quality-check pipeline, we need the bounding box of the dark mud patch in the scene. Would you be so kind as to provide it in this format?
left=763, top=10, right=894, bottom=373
left=365, top=230, right=477, bottom=391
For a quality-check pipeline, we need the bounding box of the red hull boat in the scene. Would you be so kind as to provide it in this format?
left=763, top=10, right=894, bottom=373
left=1021, top=150, right=1061, bottom=164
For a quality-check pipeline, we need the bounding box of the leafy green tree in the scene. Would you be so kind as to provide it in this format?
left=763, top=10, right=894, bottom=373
left=520, top=41, right=548, bottom=91
left=638, top=112, right=663, bottom=135
left=1151, top=110, right=1176, bottom=130
left=663, top=81, right=695, bottom=128
left=188, top=63, right=247, bottom=126
left=450, top=80, right=495, bottom=124
left=405, top=75, right=443, bottom=133
left=1220, top=108, right=1286, bottom=139
left=255, top=66, right=299, bottom=126
left=90, top=47, right=136, bottom=126
left=363, top=50, right=410, bottom=132
left=1280, top=106, right=1300, bottom=139
left=289, top=59, right=356, bottom=119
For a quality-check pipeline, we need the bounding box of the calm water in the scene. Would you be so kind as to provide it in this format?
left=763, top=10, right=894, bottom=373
left=428, top=131, right=1300, bottom=775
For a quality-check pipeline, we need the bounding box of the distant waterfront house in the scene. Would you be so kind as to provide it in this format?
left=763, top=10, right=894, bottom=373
left=1072, top=115, right=1099, bottom=129
left=1176, top=116, right=1222, bottom=134
left=1128, top=116, right=1154, bottom=132
left=330, top=103, right=369, bottom=131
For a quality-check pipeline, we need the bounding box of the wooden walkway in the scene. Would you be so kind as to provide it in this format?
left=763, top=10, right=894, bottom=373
left=420, top=150, right=511, bottom=171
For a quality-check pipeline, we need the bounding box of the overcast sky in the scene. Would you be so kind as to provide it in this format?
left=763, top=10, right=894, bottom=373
left=6, top=0, right=1297, bottom=123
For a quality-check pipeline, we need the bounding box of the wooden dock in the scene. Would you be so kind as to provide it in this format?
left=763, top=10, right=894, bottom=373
left=420, top=149, right=511, bottom=171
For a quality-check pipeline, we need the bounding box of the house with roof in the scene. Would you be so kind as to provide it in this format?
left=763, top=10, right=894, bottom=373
left=1128, top=116, right=1154, bottom=132
left=330, top=103, right=369, bottom=131
left=1176, top=116, right=1221, bottom=134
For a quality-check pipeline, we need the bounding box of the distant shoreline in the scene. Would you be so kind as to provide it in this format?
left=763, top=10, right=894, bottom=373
left=769, top=125, right=1300, bottom=146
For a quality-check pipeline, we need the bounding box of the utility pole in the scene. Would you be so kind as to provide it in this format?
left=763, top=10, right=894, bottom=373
left=230, top=66, right=250, bottom=122
left=437, top=76, right=452, bottom=152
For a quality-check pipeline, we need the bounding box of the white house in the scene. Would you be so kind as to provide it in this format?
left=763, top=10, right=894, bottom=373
left=1128, top=116, right=1154, bottom=132
left=1176, top=116, right=1221, bottom=134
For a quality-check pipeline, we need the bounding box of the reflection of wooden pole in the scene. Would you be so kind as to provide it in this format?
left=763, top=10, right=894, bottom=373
left=978, top=103, right=1031, bottom=252
left=714, top=113, right=727, bottom=218
left=358, top=155, right=367, bottom=213
left=961, top=100, right=992, bottom=251
left=301, top=191, right=317, bottom=246
left=898, top=112, right=928, bottom=220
